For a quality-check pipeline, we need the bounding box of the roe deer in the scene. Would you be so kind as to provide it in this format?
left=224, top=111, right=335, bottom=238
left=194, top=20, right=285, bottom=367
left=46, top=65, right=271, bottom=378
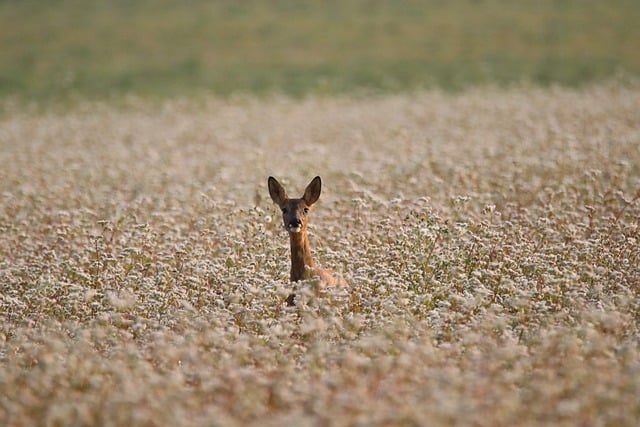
left=268, top=176, right=348, bottom=306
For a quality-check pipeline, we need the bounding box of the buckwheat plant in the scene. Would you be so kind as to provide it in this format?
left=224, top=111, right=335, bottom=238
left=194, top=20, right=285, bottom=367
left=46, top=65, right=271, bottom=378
left=1, top=83, right=639, bottom=426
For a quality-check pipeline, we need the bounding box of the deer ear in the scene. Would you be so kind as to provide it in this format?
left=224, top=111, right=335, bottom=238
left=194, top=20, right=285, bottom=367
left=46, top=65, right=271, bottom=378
left=268, top=176, right=288, bottom=206
left=303, top=176, right=322, bottom=205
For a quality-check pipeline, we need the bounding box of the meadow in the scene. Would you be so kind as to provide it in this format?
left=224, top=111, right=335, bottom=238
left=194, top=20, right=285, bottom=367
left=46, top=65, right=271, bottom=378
left=0, top=82, right=639, bottom=425
left=2, top=0, right=640, bottom=102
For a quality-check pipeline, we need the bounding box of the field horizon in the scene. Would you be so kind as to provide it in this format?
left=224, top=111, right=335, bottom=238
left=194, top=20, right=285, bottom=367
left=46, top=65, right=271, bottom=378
left=2, top=0, right=640, bottom=103
left=1, top=83, right=639, bottom=425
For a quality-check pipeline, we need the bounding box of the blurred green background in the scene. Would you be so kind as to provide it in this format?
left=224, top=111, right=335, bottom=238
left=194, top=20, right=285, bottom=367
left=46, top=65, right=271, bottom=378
left=1, top=0, right=639, bottom=102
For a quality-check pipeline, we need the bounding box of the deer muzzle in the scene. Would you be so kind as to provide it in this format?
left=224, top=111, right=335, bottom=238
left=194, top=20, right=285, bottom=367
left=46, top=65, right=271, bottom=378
left=287, top=218, right=303, bottom=232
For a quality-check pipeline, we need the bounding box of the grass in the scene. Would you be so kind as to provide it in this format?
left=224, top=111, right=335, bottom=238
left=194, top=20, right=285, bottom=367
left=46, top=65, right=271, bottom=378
left=0, top=82, right=639, bottom=425
left=1, top=0, right=640, bottom=102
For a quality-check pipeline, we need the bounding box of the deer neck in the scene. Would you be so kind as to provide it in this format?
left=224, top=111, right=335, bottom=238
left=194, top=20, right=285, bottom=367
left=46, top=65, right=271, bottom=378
left=289, top=229, right=315, bottom=282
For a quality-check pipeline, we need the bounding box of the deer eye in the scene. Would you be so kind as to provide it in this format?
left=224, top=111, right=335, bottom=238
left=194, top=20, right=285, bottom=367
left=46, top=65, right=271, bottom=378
left=281, top=207, right=288, bottom=214
left=303, top=207, right=309, bottom=214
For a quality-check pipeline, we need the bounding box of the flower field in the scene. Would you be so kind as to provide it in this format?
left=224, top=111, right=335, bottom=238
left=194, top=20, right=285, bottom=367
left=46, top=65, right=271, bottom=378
left=1, top=83, right=639, bottom=425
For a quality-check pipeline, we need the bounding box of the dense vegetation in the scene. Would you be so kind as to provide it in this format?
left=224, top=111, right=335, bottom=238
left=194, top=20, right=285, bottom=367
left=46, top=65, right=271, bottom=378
left=1, top=1, right=638, bottom=424
left=1, top=83, right=638, bottom=425
left=1, top=0, right=639, bottom=101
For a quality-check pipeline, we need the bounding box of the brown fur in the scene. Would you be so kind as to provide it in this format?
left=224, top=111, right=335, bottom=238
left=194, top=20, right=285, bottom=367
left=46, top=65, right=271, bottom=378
left=268, top=176, right=348, bottom=306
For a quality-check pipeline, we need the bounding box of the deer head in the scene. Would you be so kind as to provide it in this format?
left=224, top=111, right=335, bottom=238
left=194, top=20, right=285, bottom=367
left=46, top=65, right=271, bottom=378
left=268, top=176, right=321, bottom=233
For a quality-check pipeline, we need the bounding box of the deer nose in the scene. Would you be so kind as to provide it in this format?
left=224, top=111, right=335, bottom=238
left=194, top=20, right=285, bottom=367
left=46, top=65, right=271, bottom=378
left=288, top=218, right=302, bottom=228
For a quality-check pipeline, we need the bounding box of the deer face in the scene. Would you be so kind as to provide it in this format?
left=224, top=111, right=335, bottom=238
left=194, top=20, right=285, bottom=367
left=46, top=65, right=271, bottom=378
left=279, top=198, right=310, bottom=233
left=268, top=176, right=321, bottom=234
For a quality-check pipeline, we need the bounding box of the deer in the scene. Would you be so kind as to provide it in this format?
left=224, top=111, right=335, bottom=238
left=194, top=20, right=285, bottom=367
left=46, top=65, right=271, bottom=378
left=268, top=176, right=348, bottom=306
